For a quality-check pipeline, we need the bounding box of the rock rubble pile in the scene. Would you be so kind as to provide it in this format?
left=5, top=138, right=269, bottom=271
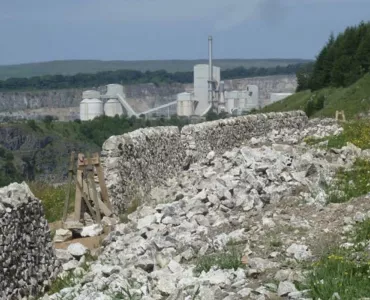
left=43, top=118, right=369, bottom=300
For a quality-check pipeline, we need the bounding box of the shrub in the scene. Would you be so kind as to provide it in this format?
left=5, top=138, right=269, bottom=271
left=27, top=119, right=38, bottom=131
left=194, top=248, right=243, bottom=274
left=327, top=158, right=370, bottom=203
left=352, top=218, right=370, bottom=243
left=307, top=250, right=370, bottom=299
left=4, top=151, right=14, bottom=161
left=305, top=221, right=370, bottom=299
left=328, top=120, right=370, bottom=149
left=28, top=182, right=75, bottom=223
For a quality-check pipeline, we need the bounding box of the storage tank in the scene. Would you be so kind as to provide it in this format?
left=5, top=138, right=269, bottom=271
left=183, top=100, right=194, bottom=116
left=104, top=99, right=123, bottom=117
left=193, top=64, right=221, bottom=115
left=80, top=99, right=88, bottom=121
left=82, top=90, right=101, bottom=99
left=80, top=98, right=103, bottom=121
left=106, top=84, right=124, bottom=97
left=80, top=90, right=103, bottom=121
left=177, top=100, right=183, bottom=116
left=177, top=92, right=194, bottom=117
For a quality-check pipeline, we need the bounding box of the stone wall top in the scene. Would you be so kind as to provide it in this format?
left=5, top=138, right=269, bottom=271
left=0, top=182, right=36, bottom=211
left=0, top=182, right=60, bottom=299
left=181, top=110, right=307, bottom=163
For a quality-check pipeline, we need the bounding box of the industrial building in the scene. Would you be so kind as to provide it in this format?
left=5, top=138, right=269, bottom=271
left=79, top=83, right=177, bottom=121
left=79, top=36, right=290, bottom=121
left=175, top=36, right=260, bottom=117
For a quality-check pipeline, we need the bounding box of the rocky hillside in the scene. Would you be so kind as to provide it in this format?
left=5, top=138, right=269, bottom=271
left=0, top=122, right=99, bottom=184
left=41, top=118, right=370, bottom=300
left=0, top=75, right=297, bottom=121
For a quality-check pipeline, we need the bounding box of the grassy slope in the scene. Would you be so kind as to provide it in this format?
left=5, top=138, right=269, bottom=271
left=261, top=73, right=370, bottom=119
left=0, top=59, right=312, bottom=80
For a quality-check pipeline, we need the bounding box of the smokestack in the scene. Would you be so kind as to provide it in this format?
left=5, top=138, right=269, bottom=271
left=208, top=36, right=213, bottom=105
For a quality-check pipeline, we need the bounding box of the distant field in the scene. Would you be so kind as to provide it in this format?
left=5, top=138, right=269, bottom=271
left=0, top=59, right=312, bottom=80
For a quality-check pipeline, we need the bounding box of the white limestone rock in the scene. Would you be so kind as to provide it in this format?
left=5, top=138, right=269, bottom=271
left=67, top=243, right=88, bottom=258
left=81, top=224, right=103, bottom=237
left=54, top=229, right=73, bottom=243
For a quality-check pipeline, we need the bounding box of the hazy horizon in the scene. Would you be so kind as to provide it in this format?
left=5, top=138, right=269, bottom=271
left=0, top=58, right=312, bottom=67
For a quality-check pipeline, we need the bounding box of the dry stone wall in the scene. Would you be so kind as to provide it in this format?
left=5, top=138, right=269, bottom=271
left=102, top=127, right=186, bottom=213
left=182, top=111, right=307, bottom=162
left=0, top=182, right=60, bottom=300
left=102, top=111, right=307, bottom=214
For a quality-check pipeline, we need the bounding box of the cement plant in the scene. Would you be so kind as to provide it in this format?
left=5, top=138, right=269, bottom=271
left=79, top=37, right=292, bottom=121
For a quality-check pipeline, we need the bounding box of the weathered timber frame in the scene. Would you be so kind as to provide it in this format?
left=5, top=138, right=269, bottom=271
left=335, top=110, right=346, bottom=122
left=62, top=152, right=112, bottom=225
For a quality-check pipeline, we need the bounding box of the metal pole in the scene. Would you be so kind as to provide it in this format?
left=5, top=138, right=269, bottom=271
left=208, top=36, right=213, bottom=107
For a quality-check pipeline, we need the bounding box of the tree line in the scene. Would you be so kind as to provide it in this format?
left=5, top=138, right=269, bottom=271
left=0, top=63, right=307, bottom=91
left=297, top=21, right=370, bottom=92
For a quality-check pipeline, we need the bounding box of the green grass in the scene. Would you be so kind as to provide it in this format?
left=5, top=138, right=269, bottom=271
left=111, top=286, right=142, bottom=300
left=327, top=158, right=370, bottom=203
left=194, top=248, right=244, bottom=274
left=352, top=218, right=370, bottom=243
left=269, top=238, right=283, bottom=248
left=261, top=73, right=370, bottom=119
left=0, top=59, right=311, bottom=80
left=304, top=220, right=370, bottom=300
left=28, top=182, right=75, bottom=223
left=304, top=119, right=370, bottom=150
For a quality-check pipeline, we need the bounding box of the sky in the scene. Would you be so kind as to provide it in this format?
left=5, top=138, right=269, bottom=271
left=0, top=0, right=369, bottom=65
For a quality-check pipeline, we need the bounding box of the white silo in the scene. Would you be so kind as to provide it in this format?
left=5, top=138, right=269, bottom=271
left=177, top=92, right=194, bottom=117
left=80, top=99, right=88, bottom=121
left=106, top=84, right=124, bottom=97
left=193, top=64, right=221, bottom=116
left=104, top=99, right=123, bottom=117
left=85, top=98, right=103, bottom=120
left=80, top=90, right=103, bottom=121
left=82, top=90, right=101, bottom=99
left=177, top=98, right=184, bottom=116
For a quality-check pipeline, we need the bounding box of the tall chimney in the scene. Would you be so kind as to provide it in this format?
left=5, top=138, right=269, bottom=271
left=208, top=36, right=213, bottom=105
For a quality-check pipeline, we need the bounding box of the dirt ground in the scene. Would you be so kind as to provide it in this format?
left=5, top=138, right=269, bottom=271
left=49, top=220, right=110, bottom=251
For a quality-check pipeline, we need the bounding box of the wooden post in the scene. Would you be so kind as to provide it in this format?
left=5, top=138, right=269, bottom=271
left=74, top=153, right=84, bottom=222
left=86, top=153, right=102, bottom=224
left=62, top=151, right=75, bottom=223
left=81, top=180, right=97, bottom=222
left=94, top=153, right=112, bottom=210
left=341, top=110, right=346, bottom=122
left=335, top=110, right=346, bottom=122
